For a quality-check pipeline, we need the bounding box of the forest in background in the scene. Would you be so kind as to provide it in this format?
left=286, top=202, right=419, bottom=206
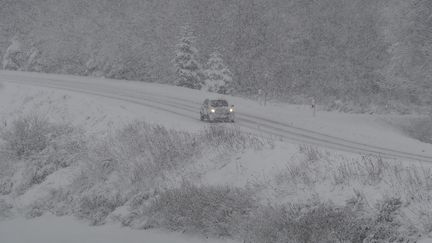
left=1, top=0, right=431, bottom=113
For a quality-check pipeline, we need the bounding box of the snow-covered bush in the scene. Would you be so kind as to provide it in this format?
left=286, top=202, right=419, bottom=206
left=0, top=156, right=14, bottom=195
left=82, top=122, right=267, bottom=192
left=1, top=36, right=41, bottom=72
left=403, top=117, right=432, bottom=144
left=1, top=115, right=51, bottom=159
left=277, top=150, right=388, bottom=188
left=2, top=36, right=25, bottom=70
left=35, top=121, right=270, bottom=226
left=0, top=199, right=13, bottom=218
left=242, top=202, right=361, bottom=243
left=0, top=178, right=13, bottom=195
left=299, top=144, right=322, bottom=162
left=0, top=115, right=86, bottom=193
left=201, top=125, right=271, bottom=152
left=91, top=121, right=200, bottom=182
left=367, top=197, right=403, bottom=241
left=75, top=185, right=126, bottom=225
left=242, top=198, right=410, bottom=243
left=145, top=183, right=255, bottom=237
left=65, top=122, right=201, bottom=224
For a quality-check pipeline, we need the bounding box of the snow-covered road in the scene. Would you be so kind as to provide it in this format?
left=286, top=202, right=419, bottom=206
left=1, top=70, right=432, bottom=163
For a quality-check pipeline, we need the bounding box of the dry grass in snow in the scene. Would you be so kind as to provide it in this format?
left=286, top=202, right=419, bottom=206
left=1, top=115, right=432, bottom=242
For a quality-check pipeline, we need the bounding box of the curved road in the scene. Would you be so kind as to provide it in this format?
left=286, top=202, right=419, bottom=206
left=1, top=71, right=432, bottom=163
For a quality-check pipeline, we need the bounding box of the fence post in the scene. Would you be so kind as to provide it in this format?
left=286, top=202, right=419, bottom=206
left=311, top=97, right=316, bottom=117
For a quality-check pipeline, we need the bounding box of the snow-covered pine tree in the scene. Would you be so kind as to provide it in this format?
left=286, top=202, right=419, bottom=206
left=203, top=51, right=233, bottom=94
left=173, top=25, right=202, bottom=89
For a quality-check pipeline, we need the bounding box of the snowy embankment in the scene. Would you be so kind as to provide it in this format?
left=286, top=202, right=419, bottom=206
left=0, top=215, right=236, bottom=243
left=1, top=75, right=432, bottom=242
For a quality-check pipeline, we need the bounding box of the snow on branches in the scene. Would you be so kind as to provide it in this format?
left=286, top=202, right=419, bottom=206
left=173, top=25, right=203, bottom=90
left=203, top=51, right=233, bottom=94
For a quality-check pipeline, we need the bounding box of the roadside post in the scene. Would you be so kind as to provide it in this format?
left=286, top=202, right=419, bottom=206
left=311, top=97, right=316, bottom=117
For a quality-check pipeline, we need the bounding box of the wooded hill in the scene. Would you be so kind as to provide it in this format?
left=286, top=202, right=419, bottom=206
left=1, top=0, right=431, bottom=112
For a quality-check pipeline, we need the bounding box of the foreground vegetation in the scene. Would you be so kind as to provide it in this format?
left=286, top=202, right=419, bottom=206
left=0, top=115, right=431, bottom=242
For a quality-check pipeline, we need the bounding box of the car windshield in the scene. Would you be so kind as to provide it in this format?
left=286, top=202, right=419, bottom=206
left=210, top=100, right=228, bottom=107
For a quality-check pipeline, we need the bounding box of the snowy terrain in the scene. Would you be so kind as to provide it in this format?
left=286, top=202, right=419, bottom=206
left=0, top=214, right=238, bottom=243
left=1, top=70, right=432, bottom=161
left=1, top=71, right=432, bottom=242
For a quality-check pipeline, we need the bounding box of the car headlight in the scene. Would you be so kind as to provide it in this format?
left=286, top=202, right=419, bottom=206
left=210, top=109, right=215, bottom=113
left=229, top=108, right=234, bottom=112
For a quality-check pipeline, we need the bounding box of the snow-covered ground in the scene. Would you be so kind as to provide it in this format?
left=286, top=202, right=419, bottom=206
left=1, top=71, right=432, bottom=242
left=1, top=70, right=431, bottom=161
left=0, top=214, right=238, bottom=243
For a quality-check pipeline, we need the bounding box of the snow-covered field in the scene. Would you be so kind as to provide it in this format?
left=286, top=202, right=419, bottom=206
left=1, top=71, right=432, bottom=242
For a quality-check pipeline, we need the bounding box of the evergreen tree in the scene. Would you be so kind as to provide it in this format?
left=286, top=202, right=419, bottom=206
left=173, top=25, right=202, bottom=89
left=203, top=51, right=233, bottom=94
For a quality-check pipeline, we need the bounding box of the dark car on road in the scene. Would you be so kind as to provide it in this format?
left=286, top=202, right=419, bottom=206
left=200, top=99, right=235, bottom=122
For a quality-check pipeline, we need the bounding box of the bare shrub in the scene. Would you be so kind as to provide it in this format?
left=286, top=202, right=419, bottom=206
left=331, top=155, right=387, bottom=186
left=299, top=144, right=322, bottom=162
left=145, top=183, right=256, bottom=237
left=81, top=121, right=269, bottom=194
left=278, top=151, right=387, bottom=188
left=67, top=122, right=218, bottom=225
left=82, top=121, right=202, bottom=195
left=0, top=115, right=87, bottom=194
left=0, top=199, right=13, bottom=220
left=93, top=121, right=200, bottom=176
left=363, top=197, right=405, bottom=242
left=359, top=155, right=386, bottom=185
left=0, top=115, right=51, bottom=159
left=45, top=188, right=74, bottom=217
left=201, top=125, right=270, bottom=152
left=0, top=178, right=13, bottom=195
left=275, top=162, right=316, bottom=187
left=25, top=200, right=46, bottom=218
left=273, top=145, right=324, bottom=186
left=242, top=202, right=368, bottom=243
left=60, top=121, right=270, bottom=227
left=419, top=210, right=432, bottom=233
left=376, top=197, right=402, bottom=224
left=0, top=157, right=14, bottom=195
left=75, top=185, right=126, bottom=225
left=242, top=197, right=410, bottom=243
left=0, top=199, right=13, bottom=218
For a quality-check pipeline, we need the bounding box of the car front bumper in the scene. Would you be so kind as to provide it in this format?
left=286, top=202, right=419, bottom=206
left=209, top=113, right=234, bottom=121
